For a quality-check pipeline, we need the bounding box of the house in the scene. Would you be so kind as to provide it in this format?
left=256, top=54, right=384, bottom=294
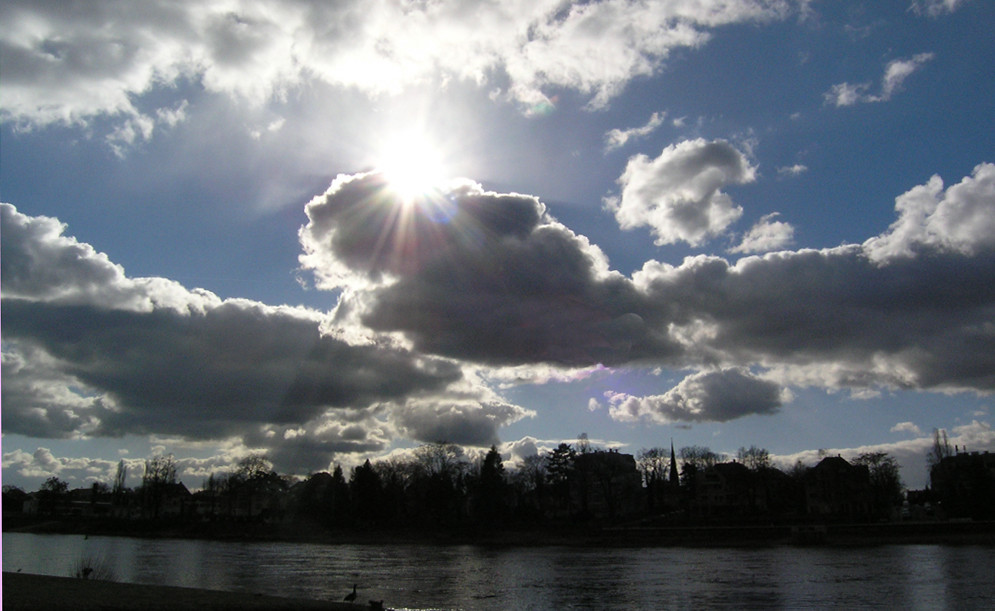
left=930, top=450, right=995, bottom=519
left=691, top=461, right=753, bottom=517
left=66, top=487, right=113, bottom=517
left=3, top=487, right=30, bottom=515
left=143, top=482, right=192, bottom=519
left=802, top=456, right=871, bottom=519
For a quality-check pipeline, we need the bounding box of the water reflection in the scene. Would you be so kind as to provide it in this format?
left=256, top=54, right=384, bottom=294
left=4, top=533, right=994, bottom=610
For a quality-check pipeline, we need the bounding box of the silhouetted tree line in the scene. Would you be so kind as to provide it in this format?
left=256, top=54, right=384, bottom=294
left=7, top=432, right=992, bottom=532
left=294, top=444, right=511, bottom=530
left=286, top=439, right=911, bottom=529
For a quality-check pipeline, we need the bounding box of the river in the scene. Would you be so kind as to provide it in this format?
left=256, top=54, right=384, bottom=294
left=3, top=532, right=994, bottom=609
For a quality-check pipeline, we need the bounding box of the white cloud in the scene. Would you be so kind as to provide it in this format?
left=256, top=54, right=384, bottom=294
left=777, top=164, right=808, bottom=177
left=864, top=162, right=995, bottom=261
left=605, top=138, right=756, bottom=246
left=880, top=53, right=936, bottom=99
left=729, top=213, right=795, bottom=254
left=1, top=447, right=119, bottom=485
left=910, top=0, right=971, bottom=17
left=0, top=203, right=213, bottom=313
left=0, top=0, right=797, bottom=135
left=604, top=111, right=666, bottom=153
left=825, top=53, right=934, bottom=106
left=824, top=82, right=870, bottom=107
left=891, top=421, right=923, bottom=436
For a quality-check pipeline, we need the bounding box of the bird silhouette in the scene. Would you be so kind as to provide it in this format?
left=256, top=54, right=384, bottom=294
left=344, top=584, right=357, bottom=602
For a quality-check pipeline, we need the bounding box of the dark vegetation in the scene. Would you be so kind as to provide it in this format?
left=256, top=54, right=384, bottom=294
left=4, top=430, right=994, bottom=545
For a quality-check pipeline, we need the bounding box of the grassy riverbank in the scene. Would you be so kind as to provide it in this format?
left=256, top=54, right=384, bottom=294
left=2, top=572, right=379, bottom=610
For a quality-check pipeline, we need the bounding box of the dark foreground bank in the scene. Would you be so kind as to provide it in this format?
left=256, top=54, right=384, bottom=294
left=2, top=572, right=386, bottom=611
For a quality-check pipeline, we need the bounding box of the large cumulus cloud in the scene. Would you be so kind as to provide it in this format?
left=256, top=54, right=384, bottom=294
left=1, top=299, right=461, bottom=438
left=0, top=0, right=795, bottom=130
left=301, top=164, right=995, bottom=424
left=1, top=202, right=531, bottom=474
left=6, top=160, right=995, bottom=446
left=299, top=173, right=680, bottom=366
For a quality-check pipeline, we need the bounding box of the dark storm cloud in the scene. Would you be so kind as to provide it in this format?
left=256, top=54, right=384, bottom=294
left=300, top=173, right=681, bottom=366
left=300, top=173, right=543, bottom=284
left=607, top=368, right=785, bottom=424
left=635, top=245, right=995, bottom=392
left=632, top=163, right=995, bottom=393
left=392, top=399, right=532, bottom=447
left=242, top=422, right=391, bottom=475
left=0, top=343, right=107, bottom=438
left=302, top=165, right=995, bottom=417
left=0, top=202, right=479, bottom=473
left=1, top=299, right=460, bottom=439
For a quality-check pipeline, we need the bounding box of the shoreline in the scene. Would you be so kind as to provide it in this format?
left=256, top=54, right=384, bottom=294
left=5, top=515, right=995, bottom=548
left=1, top=572, right=380, bottom=610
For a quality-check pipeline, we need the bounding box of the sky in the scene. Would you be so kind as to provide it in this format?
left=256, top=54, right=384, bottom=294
left=3, top=0, right=995, bottom=493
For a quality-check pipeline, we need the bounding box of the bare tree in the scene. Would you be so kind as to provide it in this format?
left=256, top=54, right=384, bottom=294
left=142, top=454, right=177, bottom=519
left=854, top=452, right=903, bottom=519
left=230, top=455, right=284, bottom=520
left=415, top=442, right=467, bottom=479
left=111, top=460, right=129, bottom=512
left=637, top=447, right=670, bottom=513
left=927, top=428, right=954, bottom=470
left=235, top=454, right=272, bottom=481
left=39, top=476, right=69, bottom=515
left=737, top=446, right=772, bottom=471
left=510, top=453, right=548, bottom=521
left=679, top=446, right=720, bottom=473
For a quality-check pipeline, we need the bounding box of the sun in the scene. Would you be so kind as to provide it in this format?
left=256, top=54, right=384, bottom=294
left=377, top=130, right=449, bottom=205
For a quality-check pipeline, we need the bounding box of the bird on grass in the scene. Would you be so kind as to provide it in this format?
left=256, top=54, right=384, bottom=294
left=344, top=584, right=357, bottom=602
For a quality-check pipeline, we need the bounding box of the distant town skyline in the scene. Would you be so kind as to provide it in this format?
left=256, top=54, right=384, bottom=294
left=3, top=0, right=995, bottom=493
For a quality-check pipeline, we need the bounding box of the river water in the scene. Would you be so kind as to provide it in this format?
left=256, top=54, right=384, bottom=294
left=3, top=532, right=994, bottom=609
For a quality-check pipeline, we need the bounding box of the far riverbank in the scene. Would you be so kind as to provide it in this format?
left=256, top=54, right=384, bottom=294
left=5, top=514, right=995, bottom=547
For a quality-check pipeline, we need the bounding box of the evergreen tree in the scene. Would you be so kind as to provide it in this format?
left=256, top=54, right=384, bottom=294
left=350, top=460, right=383, bottom=525
left=546, top=443, right=575, bottom=516
left=331, top=464, right=351, bottom=523
left=475, top=446, right=507, bottom=525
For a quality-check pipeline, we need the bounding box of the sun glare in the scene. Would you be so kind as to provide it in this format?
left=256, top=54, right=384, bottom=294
left=377, top=131, right=449, bottom=205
